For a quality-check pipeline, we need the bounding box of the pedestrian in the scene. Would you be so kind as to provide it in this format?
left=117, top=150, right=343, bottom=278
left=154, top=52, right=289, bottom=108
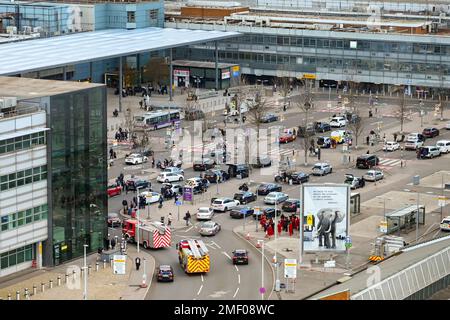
left=266, top=223, right=274, bottom=238
left=151, top=157, right=155, bottom=168
left=122, top=199, right=128, bottom=214
left=110, top=237, right=116, bottom=249
left=174, top=193, right=178, bottom=204
left=289, top=222, right=293, bottom=237
left=184, top=211, right=191, bottom=226
left=158, top=195, right=163, bottom=208
left=135, top=257, right=141, bottom=271
left=167, top=213, right=173, bottom=226
left=393, top=132, right=398, bottom=142
left=277, top=221, right=282, bottom=235
left=109, top=148, right=114, bottom=159
left=367, top=150, right=370, bottom=154
left=366, top=136, right=369, bottom=145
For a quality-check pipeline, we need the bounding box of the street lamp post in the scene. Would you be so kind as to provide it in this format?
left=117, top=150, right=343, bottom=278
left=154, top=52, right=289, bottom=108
left=257, top=240, right=264, bottom=301
left=274, top=200, right=280, bottom=292
left=83, top=244, right=88, bottom=300
left=108, top=233, right=111, bottom=250
left=412, top=175, right=420, bottom=243
left=136, top=186, right=144, bottom=253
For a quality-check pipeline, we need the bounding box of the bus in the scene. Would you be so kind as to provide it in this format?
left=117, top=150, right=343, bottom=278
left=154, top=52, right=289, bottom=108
left=134, top=110, right=181, bottom=130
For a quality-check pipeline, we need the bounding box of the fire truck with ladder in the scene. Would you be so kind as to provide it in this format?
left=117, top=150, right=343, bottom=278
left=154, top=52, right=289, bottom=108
left=176, top=239, right=210, bottom=273
left=122, top=219, right=171, bottom=249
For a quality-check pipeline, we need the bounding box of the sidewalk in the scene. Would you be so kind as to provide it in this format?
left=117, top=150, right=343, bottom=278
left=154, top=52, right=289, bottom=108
left=0, top=246, right=154, bottom=300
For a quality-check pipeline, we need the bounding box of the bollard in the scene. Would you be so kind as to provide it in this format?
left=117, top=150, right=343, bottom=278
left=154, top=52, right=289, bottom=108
left=103, top=260, right=106, bottom=269
left=72, top=270, right=76, bottom=281
left=57, top=276, right=61, bottom=286
left=95, top=262, right=99, bottom=272
left=88, top=265, right=92, bottom=275
left=7, top=293, right=11, bottom=300
left=24, top=288, right=29, bottom=300
left=41, top=282, right=45, bottom=293
left=65, top=274, right=69, bottom=284
left=33, top=285, right=37, bottom=296
left=49, top=280, right=53, bottom=289
left=80, top=268, right=84, bottom=278
left=16, top=291, right=20, bottom=300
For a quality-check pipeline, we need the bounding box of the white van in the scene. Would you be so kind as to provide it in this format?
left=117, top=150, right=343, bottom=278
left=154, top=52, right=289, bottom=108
left=436, top=140, right=450, bottom=154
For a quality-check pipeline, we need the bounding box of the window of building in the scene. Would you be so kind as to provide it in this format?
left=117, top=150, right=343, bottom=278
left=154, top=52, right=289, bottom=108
left=0, top=204, right=48, bottom=233
left=0, top=131, right=46, bottom=155
left=0, top=165, right=47, bottom=192
left=127, top=11, right=135, bottom=23
left=149, top=9, right=158, bottom=21
left=0, top=245, right=34, bottom=270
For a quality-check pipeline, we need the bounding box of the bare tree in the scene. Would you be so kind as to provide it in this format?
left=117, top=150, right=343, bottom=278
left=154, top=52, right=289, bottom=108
left=296, top=79, right=315, bottom=166
left=437, top=89, right=447, bottom=121
left=396, top=86, right=407, bottom=133
left=277, top=76, right=291, bottom=109
left=346, top=105, right=365, bottom=149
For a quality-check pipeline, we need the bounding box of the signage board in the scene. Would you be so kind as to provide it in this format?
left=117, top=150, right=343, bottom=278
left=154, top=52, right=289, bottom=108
left=284, top=259, right=297, bottom=279
left=303, top=73, right=316, bottom=79
left=301, top=184, right=350, bottom=253
left=379, top=220, right=388, bottom=233
left=232, top=66, right=240, bottom=72
left=173, top=69, right=189, bottom=77
left=113, top=255, right=126, bottom=275
left=222, top=71, right=231, bottom=79
left=183, top=186, right=193, bottom=202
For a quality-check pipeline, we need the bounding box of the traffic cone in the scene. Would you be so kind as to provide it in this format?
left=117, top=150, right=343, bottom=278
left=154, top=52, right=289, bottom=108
left=246, top=232, right=250, bottom=240
left=140, top=278, right=147, bottom=288
left=255, top=242, right=261, bottom=248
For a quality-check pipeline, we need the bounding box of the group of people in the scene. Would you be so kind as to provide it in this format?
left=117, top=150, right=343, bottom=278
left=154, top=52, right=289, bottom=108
left=260, top=214, right=300, bottom=238
left=115, top=127, right=129, bottom=142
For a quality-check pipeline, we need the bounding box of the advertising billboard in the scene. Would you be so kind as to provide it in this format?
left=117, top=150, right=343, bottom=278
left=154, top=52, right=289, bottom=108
left=301, top=184, right=350, bottom=252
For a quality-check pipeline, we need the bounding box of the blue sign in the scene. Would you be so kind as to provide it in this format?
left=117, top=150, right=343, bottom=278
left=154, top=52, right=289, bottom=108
left=345, top=236, right=352, bottom=244
left=175, top=200, right=182, bottom=206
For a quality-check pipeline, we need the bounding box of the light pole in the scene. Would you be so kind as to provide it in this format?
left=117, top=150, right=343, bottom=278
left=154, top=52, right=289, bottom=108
left=114, top=236, right=118, bottom=249
left=108, top=233, right=111, bottom=250
left=257, top=239, right=264, bottom=301
left=136, top=186, right=144, bottom=253
left=83, top=244, right=88, bottom=300
left=412, top=175, right=420, bottom=243
left=141, top=257, right=147, bottom=288
left=274, top=200, right=280, bottom=292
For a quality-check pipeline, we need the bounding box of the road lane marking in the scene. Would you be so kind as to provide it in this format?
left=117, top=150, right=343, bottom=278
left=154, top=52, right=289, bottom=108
left=197, top=285, right=203, bottom=296
left=185, top=226, right=194, bottom=232
left=210, top=241, right=221, bottom=249
left=235, top=265, right=239, bottom=272
left=222, top=251, right=232, bottom=260
left=201, top=274, right=204, bottom=282
left=233, top=287, right=239, bottom=298
left=238, top=274, right=241, bottom=284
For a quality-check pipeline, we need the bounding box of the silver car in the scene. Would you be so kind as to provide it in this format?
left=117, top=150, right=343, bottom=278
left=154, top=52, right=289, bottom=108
left=312, top=163, right=333, bottom=176
left=264, top=192, right=289, bottom=205
left=363, top=170, right=384, bottom=182
left=199, top=221, right=221, bottom=236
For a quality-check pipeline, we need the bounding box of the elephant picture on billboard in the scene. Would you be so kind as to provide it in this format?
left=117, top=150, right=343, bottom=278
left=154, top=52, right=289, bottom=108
left=316, top=208, right=345, bottom=249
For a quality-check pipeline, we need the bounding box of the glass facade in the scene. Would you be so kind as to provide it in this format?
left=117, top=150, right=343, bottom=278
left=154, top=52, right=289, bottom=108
left=1, top=204, right=48, bottom=232
left=0, top=245, right=34, bottom=271
left=45, top=86, right=107, bottom=266
left=0, top=131, right=46, bottom=155
left=0, top=165, right=47, bottom=191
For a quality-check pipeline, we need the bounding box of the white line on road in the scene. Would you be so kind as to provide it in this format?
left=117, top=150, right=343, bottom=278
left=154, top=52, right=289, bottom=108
left=235, top=265, right=239, bottom=272
left=433, top=229, right=442, bottom=239
left=233, top=287, right=240, bottom=298
left=222, top=251, right=232, bottom=260
left=201, top=274, right=204, bottom=282
left=197, top=285, right=203, bottom=296
left=185, top=226, right=194, bottom=232
left=210, top=241, right=222, bottom=249
left=238, top=274, right=241, bottom=284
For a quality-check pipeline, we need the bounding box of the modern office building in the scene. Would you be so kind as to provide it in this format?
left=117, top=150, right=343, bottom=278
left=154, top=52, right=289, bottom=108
left=0, top=77, right=107, bottom=277
left=166, top=1, right=450, bottom=95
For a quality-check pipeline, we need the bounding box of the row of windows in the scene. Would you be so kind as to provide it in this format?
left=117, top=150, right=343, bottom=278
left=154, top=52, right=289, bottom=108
left=219, top=51, right=450, bottom=75
left=0, top=131, right=46, bottom=155
left=0, top=165, right=47, bottom=191
left=0, top=244, right=34, bottom=270
left=0, top=204, right=48, bottom=232
left=227, top=36, right=450, bottom=55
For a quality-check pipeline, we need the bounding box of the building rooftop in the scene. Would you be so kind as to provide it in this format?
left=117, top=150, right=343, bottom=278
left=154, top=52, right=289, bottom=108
left=0, top=27, right=240, bottom=76
left=0, top=77, right=104, bottom=99
left=172, top=59, right=238, bottom=69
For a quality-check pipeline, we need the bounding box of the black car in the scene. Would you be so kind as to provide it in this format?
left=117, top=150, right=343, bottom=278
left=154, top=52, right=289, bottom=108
left=233, top=191, right=257, bottom=204
left=227, top=164, right=250, bottom=178
left=260, top=114, right=279, bottom=123
left=314, top=122, right=331, bottom=133
left=230, top=206, right=254, bottom=219
left=356, top=154, right=379, bottom=169
left=193, top=158, right=215, bottom=171
left=125, top=178, right=151, bottom=192
left=289, top=172, right=309, bottom=184
left=344, top=174, right=366, bottom=189
left=232, top=250, right=249, bottom=265
left=257, top=183, right=282, bottom=195
left=297, top=125, right=316, bottom=137
left=251, top=156, right=272, bottom=168
left=253, top=207, right=282, bottom=220
left=156, top=265, right=174, bottom=282
left=204, top=169, right=229, bottom=183
left=281, top=199, right=300, bottom=212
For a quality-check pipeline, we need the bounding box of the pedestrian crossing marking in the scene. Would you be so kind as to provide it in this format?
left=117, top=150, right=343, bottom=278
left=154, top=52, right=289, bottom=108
left=378, top=157, right=402, bottom=169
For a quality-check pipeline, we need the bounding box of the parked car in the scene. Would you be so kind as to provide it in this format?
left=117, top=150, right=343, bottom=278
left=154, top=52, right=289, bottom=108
left=163, top=167, right=184, bottom=175
left=446, top=122, right=450, bottom=130
left=261, top=113, right=279, bottom=123
left=107, top=212, right=121, bottom=228
left=312, top=163, right=332, bottom=176
left=232, top=249, right=249, bottom=265
left=252, top=156, right=272, bottom=168
left=344, top=174, right=366, bottom=189
left=230, top=206, right=254, bottom=219
left=156, top=265, right=174, bottom=282
left=199, top=221, right=221, bottom=236
left=422, top=127, right=439, bottom=138
left=329, top=116, right=347, bottom=128
left=279, top=133, right=296, bottom=143
left=193, top=158, right=215, bottom=171
left=281, top=199, right=300, bottom=212
left=125, top=178, right=151, bottom=192
left=227, top=164, right=250, bottom=178
left=330, top=130, right=349, bottom=144
left=383, top=141, right=400, bottom=152
left=139, top=191, right=162, bottom=204
left=363, top=170, right=384, bottom=182
left=317, top=136, right=332, bottom=148
left=356, top=154, right=379, bottom=169
left=418, top=146, right=441, bottom=159
left=264, top=192, right=289, bottom=204
left=157, top=172, right=184, bottom=183
left=160, top=183, right=183, bottom=196
left=125, top=153, right=148, bottom=165
left=234, top=191, right=257, bottom=205
left=204, top=169, right=229, bottom=183
left=436, top=140, right=450, bottom=154
left=211, top=198, right=240, bottom=212
left=314, top=121, right=331, bottom=133
left=253, top=207, right=282, bottom=220
left=196, top=207, right=214, bottom=220
left=107, top=183, right=122, bottom=197
left=404, top=133, right=425, bottom=150
left=289, top=172, right=309, bottom=184
left=257, top=183, right=282, bottom=195
left=439, top=216, right=450, bottom=231
left=297, top=125, right=315, bottom=137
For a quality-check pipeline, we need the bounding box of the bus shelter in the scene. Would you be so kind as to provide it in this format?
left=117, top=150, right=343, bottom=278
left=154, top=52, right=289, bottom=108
left=385, top=205, right=425, bottom=235
left=350, top=192, right=361, bottom=216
